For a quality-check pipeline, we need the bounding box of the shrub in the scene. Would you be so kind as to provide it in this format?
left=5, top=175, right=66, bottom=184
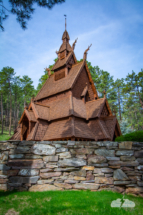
left=115, top=130, right=143, bottom=142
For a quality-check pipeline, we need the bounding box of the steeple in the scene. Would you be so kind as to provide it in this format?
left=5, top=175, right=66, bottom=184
left=62, top=30, right=70, bottom=41
left=57, top=15, right=72, bottom=56
left=62, top=15, right=70, bottom=41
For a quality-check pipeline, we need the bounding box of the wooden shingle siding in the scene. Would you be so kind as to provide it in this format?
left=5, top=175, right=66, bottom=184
left=27, top=125, right=35, bottom=140
left=55, top=69, right=65, bottom=81
left=34, top=120, right=48, bottom=141
left=48, top=96, right=70, bottom=121
left=99, top=119, right=111, bottom=139
left=88, top=119, right=104, bottom=140
left=74, top=118, right=95, bottom=139
left=72, top=67, right=94, bottom=100
left=104, top=118, right=116, bottom=140
left=52, top=52, right=72, bottom=71
left=43, top=118, right=73, bottom=140
left=59, top=50, right=66, bottom=60
left=86, top=98, right=105, bottom=119
left=32, top=103, right=49, bottom=121
left=101, top=103, right=109, bottom=116
left=38, top=91, right=71, bottom=105
left=73, top=97, right=87, bottom=119
left=35, top=61, right=84, bottom=101
left=58, top=42, right=72, bottom=53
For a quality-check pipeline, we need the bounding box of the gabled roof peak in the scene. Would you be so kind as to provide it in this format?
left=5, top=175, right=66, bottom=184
left=62, top=30, right=70, bottom=40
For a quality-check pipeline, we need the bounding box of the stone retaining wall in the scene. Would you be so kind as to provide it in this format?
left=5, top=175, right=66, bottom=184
left=0, top=140, right=143, bottom=196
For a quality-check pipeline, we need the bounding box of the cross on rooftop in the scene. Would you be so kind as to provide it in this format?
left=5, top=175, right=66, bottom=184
left=64, top=14, right=67, bottom=30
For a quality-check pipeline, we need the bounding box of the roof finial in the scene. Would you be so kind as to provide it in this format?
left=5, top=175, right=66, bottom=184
left=64, top=14, right=67, bottom=30
left=83, top=44, right=92, bottom=60
left=44, top=67, right=51, bottom=77
left=72, top=38, right=78, bottom=50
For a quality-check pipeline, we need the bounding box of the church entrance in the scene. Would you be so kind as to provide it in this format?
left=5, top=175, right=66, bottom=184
left=21, top=115, right=29, bottom=140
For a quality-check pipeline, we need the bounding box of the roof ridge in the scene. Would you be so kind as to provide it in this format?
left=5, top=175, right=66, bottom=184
left=85, top=62, right=99, bottom=98
left=71, top=61, right=83, bottom=68
left=34, top=77, right=50, bottom=101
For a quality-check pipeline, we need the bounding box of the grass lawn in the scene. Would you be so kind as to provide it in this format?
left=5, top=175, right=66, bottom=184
left=0, top=190, right=142, bottom=215
left=0, top=130, right=13, bottom=141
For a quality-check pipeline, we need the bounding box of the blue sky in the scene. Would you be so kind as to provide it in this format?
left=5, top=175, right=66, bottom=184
left=0, top=0, right=143, bottom=88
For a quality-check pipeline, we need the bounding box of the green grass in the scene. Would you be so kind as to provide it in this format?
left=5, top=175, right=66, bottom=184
left=115, top=130, right=143, bottom=142
left=0, top=130, right=14, bottom=141
left=0, top=190, right=142, bottom=215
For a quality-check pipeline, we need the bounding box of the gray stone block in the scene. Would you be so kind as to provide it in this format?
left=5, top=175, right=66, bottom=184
left=43, top=155, right=58, bottom=162
left=58, top=158, right=86, bottom=167
left=31, top=144, right=55, bottom=155
left=88, top=155, right=107, bottom=164
left=18, top=169, right=39, bottom=176
left=116, top=150, right=134, bottom=156
left=56, top=147, right=68, bottom=153
left=113, top=169, right=128, bottom=181
left=135, top=150, right=143, bottom=158
left=0, top=164, right=10, bottom=171
left=9, top=154, right=24, bottom=159
left=95, top=149, right=115, bottom=157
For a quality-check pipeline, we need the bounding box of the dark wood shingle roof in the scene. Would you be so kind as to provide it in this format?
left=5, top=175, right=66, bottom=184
left=35, top=61, right=84, bottom=101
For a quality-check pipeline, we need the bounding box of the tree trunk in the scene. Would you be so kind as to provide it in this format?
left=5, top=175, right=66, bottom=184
left=6, top=96, right=9, bottom=131
left=1, top=93, right=3, bottom=134
left=118, top=88, right=121, bottom=120
left=14, top=92, right=17, bottom=130
left=17, top=103, right=19, bottom=126
left=9, top=84, right=12, bottom=136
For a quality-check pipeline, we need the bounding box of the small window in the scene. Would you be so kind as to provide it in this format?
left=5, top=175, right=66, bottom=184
left=55, top=71, right=65, bottom=81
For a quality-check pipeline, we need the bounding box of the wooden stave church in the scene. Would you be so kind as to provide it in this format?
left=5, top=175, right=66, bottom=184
left=10, top=28, right=121, bottom=142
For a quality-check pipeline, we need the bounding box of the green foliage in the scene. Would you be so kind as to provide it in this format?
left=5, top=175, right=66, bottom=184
left=122, top=70, right=143, bottom=131
left=0, top=130, right=13, bottom=141
left=0, top=66, right=35, bottom=133
left=115, top=130, right=143, bottom=142
left=0, top=0, right=65, bottom=31
left=119, top=118, right=133, bottom=135
left=20, top=75, right=36, bottom=106
left=0, top=190, right=142, bottom=215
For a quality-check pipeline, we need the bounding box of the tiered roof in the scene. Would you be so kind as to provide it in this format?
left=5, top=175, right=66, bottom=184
left=10, top=26, right=121, bottom=142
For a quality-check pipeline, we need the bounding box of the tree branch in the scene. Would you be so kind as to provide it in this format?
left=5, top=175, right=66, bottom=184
left=0, top=4, right=10, bottom=12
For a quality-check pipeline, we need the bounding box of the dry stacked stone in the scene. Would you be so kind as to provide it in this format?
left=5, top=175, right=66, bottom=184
left=0, top=140, right=143, bottom=195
